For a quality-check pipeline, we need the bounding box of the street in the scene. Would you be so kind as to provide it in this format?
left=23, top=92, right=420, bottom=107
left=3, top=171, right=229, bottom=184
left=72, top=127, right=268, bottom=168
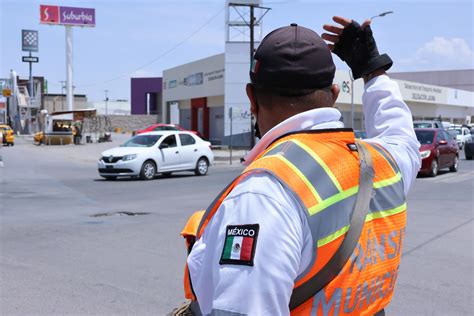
left=1, top=138, right=473, bottom=315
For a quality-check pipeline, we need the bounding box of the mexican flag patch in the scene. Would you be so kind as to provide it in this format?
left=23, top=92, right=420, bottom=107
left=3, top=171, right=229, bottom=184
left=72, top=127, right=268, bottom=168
left=220, top=224, right=259, bottom=266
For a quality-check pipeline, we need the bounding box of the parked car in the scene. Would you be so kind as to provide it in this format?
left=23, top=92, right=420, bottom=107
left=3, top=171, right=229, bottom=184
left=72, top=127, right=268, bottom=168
left=413, top=120, right=451, bottom=129
left=0, top=124, right=14, bottom=146
left=136, top=124, right=203, bottom=138
left=415, top=128, right=459, bottom=177
left=97, top=131, right=213, bottom=180
left=447, top=126, right=472, bottom=149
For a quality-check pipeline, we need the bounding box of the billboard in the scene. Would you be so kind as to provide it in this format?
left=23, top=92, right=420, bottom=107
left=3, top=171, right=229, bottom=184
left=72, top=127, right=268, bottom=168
left=40, top=5, right=95, bottom=27
left=22, top=30, right=39, bottom=52
left=40, top=5, right=59, bottom=24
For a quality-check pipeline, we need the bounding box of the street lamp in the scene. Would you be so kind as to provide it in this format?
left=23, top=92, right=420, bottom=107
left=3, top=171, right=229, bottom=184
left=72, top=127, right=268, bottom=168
left=350, top=11, right=394, bottom=129
left=350, top=70, right=355, bottom=129
left=370, top=11, right=394, bottom=20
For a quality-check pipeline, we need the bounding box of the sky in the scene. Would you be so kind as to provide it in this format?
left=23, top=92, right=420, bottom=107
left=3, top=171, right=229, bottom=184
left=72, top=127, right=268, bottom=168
left=1, top=0, right=473, bottom=102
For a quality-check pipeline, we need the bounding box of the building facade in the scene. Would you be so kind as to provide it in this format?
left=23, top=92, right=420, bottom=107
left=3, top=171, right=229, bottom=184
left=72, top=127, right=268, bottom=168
left=162, top=57, right=474, bottom=145
left=162, top=54, right=225, bottom=143
left=390, top=69, right=474, bottom=92
left=43, top=94, right=88, bottom=114
left=130, top=77, right=163, bottom=117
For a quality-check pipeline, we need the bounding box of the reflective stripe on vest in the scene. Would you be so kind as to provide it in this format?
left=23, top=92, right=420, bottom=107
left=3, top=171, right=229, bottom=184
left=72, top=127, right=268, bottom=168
left=190, top=130, right=406, bottom=315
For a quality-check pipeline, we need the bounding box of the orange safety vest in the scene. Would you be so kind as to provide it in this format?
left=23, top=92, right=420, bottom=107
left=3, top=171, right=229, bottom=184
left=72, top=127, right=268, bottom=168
left=185, top=129, right=406, bottom=315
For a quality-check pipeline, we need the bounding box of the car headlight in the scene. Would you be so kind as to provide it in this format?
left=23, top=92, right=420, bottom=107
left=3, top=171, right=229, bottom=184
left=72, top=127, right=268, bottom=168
left=420, top=150, right=431, bottom=159
left=122, top=154, right=137, bottom=161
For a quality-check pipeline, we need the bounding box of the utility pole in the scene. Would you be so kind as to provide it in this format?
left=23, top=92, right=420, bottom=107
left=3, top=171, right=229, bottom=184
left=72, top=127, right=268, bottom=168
left=104, top=90, right=109, bottom=115
left=227, top=2, right=270, bottom=149
left=65, top=26, right=73, bottom=112
left=59, top=80, right=66, bottom=111
left=29, top=52, right=34, bottom=100
left=249, top=5, right=255, bottom=148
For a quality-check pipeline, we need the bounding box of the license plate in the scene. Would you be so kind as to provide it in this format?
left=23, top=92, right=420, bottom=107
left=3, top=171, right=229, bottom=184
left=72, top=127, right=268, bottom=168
left=106, top=165, right=114, bottom=169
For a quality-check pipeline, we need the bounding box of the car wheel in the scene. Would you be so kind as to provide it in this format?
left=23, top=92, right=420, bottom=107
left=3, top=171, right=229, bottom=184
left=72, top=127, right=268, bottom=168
left=195, top=157, right=209, bottom=176
left=449, top=156, right=459, bottom=172
left=162, top=172, right=172, bottom=177
left=102, top=176, right=116, bottom=180
left=140, top=160, right=156, bottom=180
left=429, top=159, right=438, bottom=177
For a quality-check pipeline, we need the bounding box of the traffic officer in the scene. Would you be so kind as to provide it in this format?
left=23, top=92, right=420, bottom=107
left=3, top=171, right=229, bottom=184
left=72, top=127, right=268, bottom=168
left=185, top=16, right=421, bottom=315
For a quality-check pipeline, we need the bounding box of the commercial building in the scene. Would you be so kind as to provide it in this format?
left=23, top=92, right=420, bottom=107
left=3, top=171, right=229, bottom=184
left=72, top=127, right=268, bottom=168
left=161, top=56, right=474, bottom=145
left=162, top=54, right=225, bottom=144
left=390, top=69, right=474, bottom=92
left=130, top=77, right=163, bottom=117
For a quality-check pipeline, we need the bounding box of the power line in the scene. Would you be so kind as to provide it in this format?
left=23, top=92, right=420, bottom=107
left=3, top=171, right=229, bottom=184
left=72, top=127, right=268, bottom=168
left=76, top=6, right=225, bottom=88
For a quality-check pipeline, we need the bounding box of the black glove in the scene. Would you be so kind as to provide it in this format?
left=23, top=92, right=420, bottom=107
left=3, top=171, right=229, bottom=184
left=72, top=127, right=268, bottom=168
left=332, top=21, right=392, bottom=80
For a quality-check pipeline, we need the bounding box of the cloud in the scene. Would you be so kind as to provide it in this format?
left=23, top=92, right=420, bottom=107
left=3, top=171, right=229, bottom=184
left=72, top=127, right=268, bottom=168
left=399, top=37, right=474, bottom=70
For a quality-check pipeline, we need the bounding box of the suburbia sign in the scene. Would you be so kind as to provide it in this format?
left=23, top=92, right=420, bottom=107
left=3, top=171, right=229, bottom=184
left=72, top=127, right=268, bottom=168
left=40, top=5, right=95, bottom=27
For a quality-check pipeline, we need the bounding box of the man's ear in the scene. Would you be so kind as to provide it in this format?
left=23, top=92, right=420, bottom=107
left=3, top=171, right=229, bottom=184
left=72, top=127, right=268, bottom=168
left=330, top=84, right=340, bottom=105
left=246, top=83, right=258, bottom=115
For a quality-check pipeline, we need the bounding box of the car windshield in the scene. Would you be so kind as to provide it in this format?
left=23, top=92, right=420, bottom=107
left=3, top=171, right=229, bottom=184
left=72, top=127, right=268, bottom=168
left=414, top=122, right=433, bottom=128
left=122, top=135, right=162, bottom=147
left=448, top=128, right=461, bottom=135
left=415, top=130, right=435, bottom=145
left=154, top=126, right=178, bottom=131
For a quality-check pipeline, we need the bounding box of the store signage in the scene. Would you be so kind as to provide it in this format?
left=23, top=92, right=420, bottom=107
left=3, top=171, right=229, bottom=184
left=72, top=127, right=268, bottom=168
left=205, top=69, right=224, bottom=81
left=60, top=6, right=96, bottom=26
left=341, top=80, right=351, bottom=94
left=22, top=30, right=39, bottom=52
left=401, top=82, right=446, bottom=103
left=40, top=5, right=60, bottom=24
left=184, top=73, right=203, bottom=86
left=22, top=56, right=39, bottom=63
left=0, top=79, right=12, bottom=97
left=40, top=5, right=95, bottom=27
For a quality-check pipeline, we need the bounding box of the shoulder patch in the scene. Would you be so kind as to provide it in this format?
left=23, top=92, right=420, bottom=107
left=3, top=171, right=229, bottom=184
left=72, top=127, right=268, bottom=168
left=220, top=224, right=259, bottom=266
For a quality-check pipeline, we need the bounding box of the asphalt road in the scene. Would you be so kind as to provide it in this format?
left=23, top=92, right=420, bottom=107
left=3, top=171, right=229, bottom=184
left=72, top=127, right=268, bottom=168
left=0, top=140, right=473, bottom=315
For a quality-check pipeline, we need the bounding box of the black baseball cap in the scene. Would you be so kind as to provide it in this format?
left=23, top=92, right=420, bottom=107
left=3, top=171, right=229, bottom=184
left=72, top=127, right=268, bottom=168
left=250, top=23, right=336, bottom=96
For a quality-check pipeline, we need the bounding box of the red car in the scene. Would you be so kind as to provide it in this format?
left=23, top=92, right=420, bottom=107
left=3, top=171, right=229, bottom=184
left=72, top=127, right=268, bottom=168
left=136, top=124, right=202, bottom=138
left=415, top=128, right=459, bottom=177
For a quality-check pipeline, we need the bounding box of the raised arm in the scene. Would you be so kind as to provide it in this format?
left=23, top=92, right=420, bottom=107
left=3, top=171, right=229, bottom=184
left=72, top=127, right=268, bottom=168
left=322, top=16, right=421, bottom=194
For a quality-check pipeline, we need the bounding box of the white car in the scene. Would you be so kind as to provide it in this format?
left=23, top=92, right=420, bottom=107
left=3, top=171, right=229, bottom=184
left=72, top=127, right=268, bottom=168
left=447, top=126, right=472, bottom=149
left=97, top=131, right=214, bottom=180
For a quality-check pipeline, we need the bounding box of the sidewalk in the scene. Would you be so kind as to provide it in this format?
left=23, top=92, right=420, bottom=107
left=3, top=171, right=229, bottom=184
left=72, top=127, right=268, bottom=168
left=212, top=147, right=248, bottom=165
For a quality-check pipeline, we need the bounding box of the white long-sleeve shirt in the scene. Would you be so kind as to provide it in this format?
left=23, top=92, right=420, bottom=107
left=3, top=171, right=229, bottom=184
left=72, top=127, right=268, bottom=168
left=187, top=75, right=421, bottom=315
